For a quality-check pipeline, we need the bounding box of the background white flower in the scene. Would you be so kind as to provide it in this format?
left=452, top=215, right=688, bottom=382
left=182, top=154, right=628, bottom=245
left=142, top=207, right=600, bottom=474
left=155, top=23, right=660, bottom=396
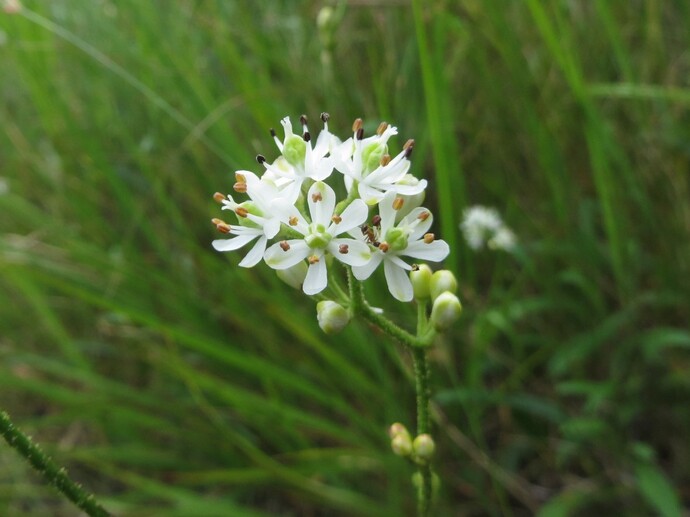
left=460, top=205, right=517, bottom=252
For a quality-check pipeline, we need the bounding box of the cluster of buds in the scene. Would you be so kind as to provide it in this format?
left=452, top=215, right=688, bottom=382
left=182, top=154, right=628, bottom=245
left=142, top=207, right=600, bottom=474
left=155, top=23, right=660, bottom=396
left=410, top=266, right=462, bottom=331
left=389, top=423, right=436, bottom=464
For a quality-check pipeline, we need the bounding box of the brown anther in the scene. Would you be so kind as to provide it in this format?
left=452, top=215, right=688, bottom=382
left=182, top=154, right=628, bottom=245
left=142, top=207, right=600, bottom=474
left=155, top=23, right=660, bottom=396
left=373, top=241, right=381, bottom=247
left=279, top=240, right=290, bottom=251
left=216, top=223, right=231, bottom=234
left=270, top=128, right=276, bottom=137
left=403, top=139, right=415, bottom=150
left=380, top=154, right=392, bottom=167
left=338, top=244, right=349, bottom=254
left=235, top=172, right=246, bottom=183
left=308, top=255, right=320, bottom=264
left=303, top=131, right=311, bottom=142
left=289, top=216, right=299, bottom=226
left=311, top=192, right=323, bottom=202
left=321, top=112, right=330, bottom=123
left=256, top=154, right=266, bottom=164
left=376, top=121, right=388, bottom=135
left=300, top=114, right=308, bottom=126
left=211, top=218, right=225, bottom=226
left=392, top=197, right=405, bottom=210
left=352, top=118, right=363, bottom=133
left=378, top=242, right=390, bottom=252
left=418, top=211, right=430, bottom=221
left=235, top=207, right=248, bottom=218
left=233, top=182, right=247, bottom=193
left=213, top=192, right=226, bottom=203
left=411, top=264, right=420, bottom=271
left=423, top=233, right=435, bottom=244
left=404, top=146, right=414, bottom=159
left=331, top=215, right=342, bottom=224
left=372, top=215, right=382, bottom=227
left=356, top=128, right=364, bottom=140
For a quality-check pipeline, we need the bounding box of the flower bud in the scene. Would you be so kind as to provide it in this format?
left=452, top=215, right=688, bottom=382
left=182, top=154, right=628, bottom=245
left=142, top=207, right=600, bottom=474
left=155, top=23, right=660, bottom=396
left=430, top=292, right=462, bottom=332
left=410, top=264, right=433, bottom=300
left=429, top=270, right=458, bottom=301
left=316, top=301, right=350, bottom=334
left=276, top=261, right=308, bottom=290
left=388, top=422, right=410, bottom=440
left=391, top=433, right=413, bottom=457
left=413, top=434, right=436, bottom=460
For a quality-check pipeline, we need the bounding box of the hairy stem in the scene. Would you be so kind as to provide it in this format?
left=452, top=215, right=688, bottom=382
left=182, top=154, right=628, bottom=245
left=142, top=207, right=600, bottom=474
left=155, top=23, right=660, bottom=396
left=412, top=347, right=433, bottom=516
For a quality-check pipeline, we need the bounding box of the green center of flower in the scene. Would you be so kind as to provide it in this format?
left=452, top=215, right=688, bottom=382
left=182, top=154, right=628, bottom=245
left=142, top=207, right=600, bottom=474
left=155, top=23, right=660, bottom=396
left=283, top=135, right=307, bottom=167
left=384, top=227, right=409, bottom=251
left=362, top=141, right=387, bottom=175
left=237, top=201, right=263, bottom=229
left=305, top=223, right=332, bottom=248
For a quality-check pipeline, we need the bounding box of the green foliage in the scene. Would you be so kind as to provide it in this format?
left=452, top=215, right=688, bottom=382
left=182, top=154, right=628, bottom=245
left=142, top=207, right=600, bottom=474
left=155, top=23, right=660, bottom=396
left=1, top=0, right=689, bottom=514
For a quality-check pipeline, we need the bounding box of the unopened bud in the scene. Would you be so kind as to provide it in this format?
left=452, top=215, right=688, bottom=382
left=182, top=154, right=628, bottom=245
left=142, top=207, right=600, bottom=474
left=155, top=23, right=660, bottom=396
left=410, top=264, right=433, bottom=300
left=391, top=433, right=413, bottom=457
left=430, top=292, right=462, bottom=332
left=388, top=422, right=410, bottom=440
left=276, top=262, right=308, bottom=290
left=316, top=301, right=350, bottom=335
left=429, top=270, right=458, bottom=301
left=413, top=434, right=436, bottom=460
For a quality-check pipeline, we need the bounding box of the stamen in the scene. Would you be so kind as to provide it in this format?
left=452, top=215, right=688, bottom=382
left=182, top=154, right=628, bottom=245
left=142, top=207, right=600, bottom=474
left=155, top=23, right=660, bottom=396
left=308, top=255, right=320, bottom=264
left=303, top=131, right=311, bottom=142
left=356, top=128, right=364, bottom=141
left=300, top=114, right=308, bottom=126
left=311, top=192, right=323, bottom=202
left=423, top=233, right=435, bottom=244
left=216, top=223, right=231, bottom=234
left=403, top=139, right=415, bottom=150
left=339, top=244, right=349, bottom=254
left=331, top=215, right=342, bottom=224
left=289, top=216, right=299, bottom=226
left=378, top=242, right=390, bottom=252
left=235, top=207, right=248, bottom=218
left=380, top=154, right=391, bottom=167
left=256, top=154, right=266, bottom=164
left=279, top=241, right=290, bottom=251
left=418, top=211, right=430, bottom=221
left=372, top=215, right=381, bottom=227
left=233, top=182, right=247, bottom=193
left=211, top=218, right=226, bottom=226
left=376, top=121, right=388, bottom=135
left=411, top=264, right=420, bottom=271
left=321, top=112, right=330, bottom=123
left=392, top=197, right=404, bottom=211
left=404, top=145, right=414, bottom=159
left=213, top=192, right=226, bottom=203
left=352, top=118, right=363, bottom=133
left=235, top=172, right=246, bottom=183
left=270, top=128, right=276, bottom=137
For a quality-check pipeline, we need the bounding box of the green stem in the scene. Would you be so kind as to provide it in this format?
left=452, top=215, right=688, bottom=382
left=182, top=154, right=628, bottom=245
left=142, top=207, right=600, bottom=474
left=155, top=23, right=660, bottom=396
left=412, top=347, right=432, bottom=517
left=0, top=411, right=112, bottom=517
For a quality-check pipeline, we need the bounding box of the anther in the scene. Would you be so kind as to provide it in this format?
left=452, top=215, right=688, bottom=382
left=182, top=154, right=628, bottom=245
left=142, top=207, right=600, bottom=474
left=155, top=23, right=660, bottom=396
left=392, top=197, right=404, bottom=210
left=411, top=264, right=420, bottom=271
left=418, top=211, right=430, bottom=221
left=303, top=131, right=311, bottom=142
left=378, top=242, right=390, bottom=252
left=270, top=128, right=276, bottom=137
left=289, top=216, right=299, bottom=226
left=256, top=154, right=266, bottom=164
left=352, top=118, right=363, bottom=133
left=233, top=182, right=247, bottom=193
left=279, top=241, right=290, bottom=251
left=235, top=207, right=248, bottom=218
left=211, top=218, right=225, bottom=226
left=300, top=114, right=308, bottom=126
left=308, top=255, right=320, bottom=264
left=321, top=112, right=330, bottom=123
left=235, top=172, right=246, bottom=183
left=403, top=139, right=415, bottom=150
left=331, top=215, right=342, bottom=224
left=213, top=192, right=226, bottom=203
left=312, top=192, right=323, bottom=202
left=380, top=154, right=391, bottom=167
left=372, top=215, right=381, bottom=226
left=339, top=244, right=349, bottom=254
left=216, top=223, right=231, bottom=234
left=376, top=121, right=388, bottom=135
left=423, top=233, right=435, bottom=244
left=356, top=128, right=364, bottom=141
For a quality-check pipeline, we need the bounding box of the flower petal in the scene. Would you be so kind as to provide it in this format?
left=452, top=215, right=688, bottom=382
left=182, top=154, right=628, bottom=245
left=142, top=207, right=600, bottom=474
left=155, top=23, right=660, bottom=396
left=303, top=257, right=328, bottom=295
left=264, top=240, right=310, bottom=270
left=404, top=207, right=434, bottom=240
left=384, top=260, right=413, bottom=302
left=358, top=183, right=384, bottom=205
left=328, top=238, right=371, bottom=267
left=307, top=181, right=336, bottom=226
left=238, top=236, right=267, bottom=267
left=404, top=239, right=450, bottom=262
left=212, top=233, right=257, bottom=252
left=330, top=199, right=368, bottom=235
left=378, top=191, right=398, bottom=233
left=352, top=251, right=383, bottom=280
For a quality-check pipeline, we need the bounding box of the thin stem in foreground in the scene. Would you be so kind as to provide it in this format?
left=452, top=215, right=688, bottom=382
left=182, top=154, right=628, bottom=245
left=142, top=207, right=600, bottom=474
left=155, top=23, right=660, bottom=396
left=0, top=411, right=112, bottom=517
left=412, top=347, right=433, bottom=516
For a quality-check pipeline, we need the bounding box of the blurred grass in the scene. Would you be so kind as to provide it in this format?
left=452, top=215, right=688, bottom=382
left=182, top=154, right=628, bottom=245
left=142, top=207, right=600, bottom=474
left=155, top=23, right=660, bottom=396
left=1, top=0, right=689, bottom=515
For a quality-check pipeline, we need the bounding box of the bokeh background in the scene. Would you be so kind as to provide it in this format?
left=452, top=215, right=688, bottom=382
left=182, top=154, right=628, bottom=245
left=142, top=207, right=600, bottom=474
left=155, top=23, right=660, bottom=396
left=1, top=1, right=689, bottom=515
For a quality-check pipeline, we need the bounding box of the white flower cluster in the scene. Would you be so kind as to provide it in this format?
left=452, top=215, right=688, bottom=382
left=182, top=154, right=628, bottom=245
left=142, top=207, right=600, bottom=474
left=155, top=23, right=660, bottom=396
left=459, top=205, right=516, bottom=252
left=212, top=114, right=449, bottom=302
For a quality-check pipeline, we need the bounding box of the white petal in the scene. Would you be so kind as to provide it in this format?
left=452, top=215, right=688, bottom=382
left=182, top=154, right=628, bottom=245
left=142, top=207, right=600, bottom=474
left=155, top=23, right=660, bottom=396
left=212, top=233, right=257, bottom=252
left=239, top=236, right=267, bottom=267
left=352, top=251, right=383, bottom=280
left=330, top=199, right=368, bottom=235
left=404, top=239, right=450, bottom=262
left=263, top=217, right=281, bottom=239
left=303, top=257, right=328, bottom=295
left=307, top=181, right=336, bottom=226
left=404, top=207, right=434, bottom=240
left=328, top=238, right=371, bottom=267
left=390, top=179, right=427, bottom=196
left=378, top=191, right=398, bottom=233
left=365, top=157, right=410, bottom=185
left=358, top=183, right=384, bottom=206
left=264, top=240, right=310, bottom=270
left=384, top=260, right=413, bottom=302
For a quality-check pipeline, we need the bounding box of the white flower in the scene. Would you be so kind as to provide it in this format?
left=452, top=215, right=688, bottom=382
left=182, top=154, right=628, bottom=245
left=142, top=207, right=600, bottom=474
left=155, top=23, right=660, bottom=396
left=460, top=205, right=516, bottom=251
left=352, top=192, right=449, bottom=302
left=260, top=114, right=339, bottom=202
left=264, top=181, right=371, bottom=295
left=333, top=122, right=427, bottom=205
left=211, top=171, right=283, bottom=267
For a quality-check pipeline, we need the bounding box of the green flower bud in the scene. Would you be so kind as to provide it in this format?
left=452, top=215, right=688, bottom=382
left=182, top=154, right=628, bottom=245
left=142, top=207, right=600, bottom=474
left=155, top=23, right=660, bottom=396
left=430, top=292, right=462, bottom=332
left=388, top=422, right=411, bottom=440
left=413, top=434, right=436, bottom=461
left=316, top=301, right=350, bottom=334
left=391, top=433, right=413, bottom=457
left=384, top=227, right=409, bottom=252
left=410, top=264, right=433, bottom=300
left=283, top=134, right=307, bottom=167
left=276, top=261, right=308, bottom=290
left=429, top=269, right=458, bottom=301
